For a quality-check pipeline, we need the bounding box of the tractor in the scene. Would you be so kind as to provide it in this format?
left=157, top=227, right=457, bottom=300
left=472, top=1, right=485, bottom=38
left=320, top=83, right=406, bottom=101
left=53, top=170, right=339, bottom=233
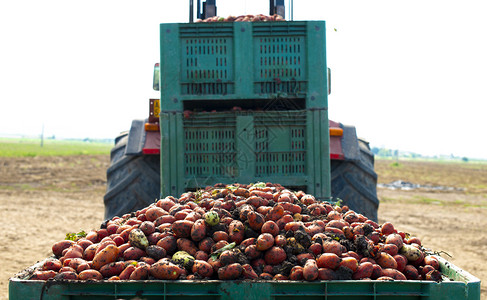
left=103, top=0, right=379, bottom=221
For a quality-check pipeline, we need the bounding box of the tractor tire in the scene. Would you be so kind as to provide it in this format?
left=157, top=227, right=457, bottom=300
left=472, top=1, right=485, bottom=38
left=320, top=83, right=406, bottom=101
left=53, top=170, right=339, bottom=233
left=103, top=132, right=160, bottom=220
left=331, top=139, right=379, bottom=221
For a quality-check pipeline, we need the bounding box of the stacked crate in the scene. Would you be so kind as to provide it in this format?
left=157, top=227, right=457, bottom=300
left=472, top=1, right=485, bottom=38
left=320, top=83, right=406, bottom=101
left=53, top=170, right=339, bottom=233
left=158, top=21, right=330, bottom=198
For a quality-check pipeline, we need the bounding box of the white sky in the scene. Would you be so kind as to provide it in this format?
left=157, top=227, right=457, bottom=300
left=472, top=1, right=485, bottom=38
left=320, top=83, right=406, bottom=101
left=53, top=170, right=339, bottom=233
left=1, top=0, right=486, bottom=159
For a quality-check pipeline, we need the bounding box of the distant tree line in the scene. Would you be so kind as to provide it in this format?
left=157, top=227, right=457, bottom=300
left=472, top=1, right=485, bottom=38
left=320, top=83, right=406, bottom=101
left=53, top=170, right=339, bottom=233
left=371, top=147, right=469, bottom=162
left=371, top=147, right=420, bottom=158
left=62, top=137, right=114, bottom=144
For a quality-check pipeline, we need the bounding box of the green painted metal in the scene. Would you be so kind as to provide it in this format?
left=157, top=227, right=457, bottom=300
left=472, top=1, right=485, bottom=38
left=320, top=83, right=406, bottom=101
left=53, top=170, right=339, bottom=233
left=159, top=21, right=327, bottom=111
left=234, top=22, right=253, bottom=99
left=160, top=112, right=184, bottom=196
left=236, top=115, right=256, bottom=183
left=160, top=110, right=330, bottom=199
left=9, top=257, right=480, bottom=300
left=158, top=20, right=330, bottom=199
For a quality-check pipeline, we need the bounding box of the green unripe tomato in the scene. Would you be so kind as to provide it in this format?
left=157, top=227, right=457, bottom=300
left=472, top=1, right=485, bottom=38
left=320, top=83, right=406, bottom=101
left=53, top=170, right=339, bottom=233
left=204, top=211, right=220, bottom=226
left=172, top=251, right=194, bottom=269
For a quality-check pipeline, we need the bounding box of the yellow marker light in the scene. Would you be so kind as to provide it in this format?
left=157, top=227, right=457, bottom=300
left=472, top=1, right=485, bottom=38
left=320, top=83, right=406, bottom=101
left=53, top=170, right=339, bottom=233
left=329, top=127, right=343, bottom=137
left=145, top=123, right=160, bottom=132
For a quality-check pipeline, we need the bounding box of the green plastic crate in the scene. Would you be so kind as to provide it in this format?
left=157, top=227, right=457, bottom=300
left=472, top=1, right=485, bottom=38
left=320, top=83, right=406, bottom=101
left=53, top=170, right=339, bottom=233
left=9, top=256, right=481, bottom=300
left=159, top=21, right=328, bottom=110
left=160, top=109, right=330, bottom=198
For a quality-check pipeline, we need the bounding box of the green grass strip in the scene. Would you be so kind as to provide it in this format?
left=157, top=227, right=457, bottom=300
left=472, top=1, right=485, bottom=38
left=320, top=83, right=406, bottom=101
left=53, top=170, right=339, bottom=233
left=0, top=138, right=112, bottom=157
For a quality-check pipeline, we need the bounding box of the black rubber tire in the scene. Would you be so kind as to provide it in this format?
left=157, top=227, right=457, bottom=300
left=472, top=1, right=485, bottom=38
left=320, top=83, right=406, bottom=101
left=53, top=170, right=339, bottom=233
left=103, top=132, right=161, bottom=220
left=331, top=139, right=379, bottom=221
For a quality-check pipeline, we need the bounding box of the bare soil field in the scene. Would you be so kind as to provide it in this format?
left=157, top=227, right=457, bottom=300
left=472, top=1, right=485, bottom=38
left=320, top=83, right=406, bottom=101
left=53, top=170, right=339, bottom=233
left=1, top=155, right=485, bottom=299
